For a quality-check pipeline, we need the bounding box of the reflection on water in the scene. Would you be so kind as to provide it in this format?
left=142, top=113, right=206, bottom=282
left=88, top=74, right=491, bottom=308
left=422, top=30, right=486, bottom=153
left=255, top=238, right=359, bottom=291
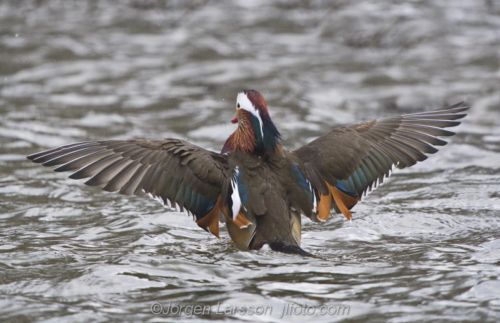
left=1, top=1, right=500, bottom=322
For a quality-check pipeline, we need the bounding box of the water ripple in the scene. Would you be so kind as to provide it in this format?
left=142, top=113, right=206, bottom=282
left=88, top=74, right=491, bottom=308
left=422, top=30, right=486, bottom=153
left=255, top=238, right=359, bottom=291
left=1, top=1, right=500, bottom=322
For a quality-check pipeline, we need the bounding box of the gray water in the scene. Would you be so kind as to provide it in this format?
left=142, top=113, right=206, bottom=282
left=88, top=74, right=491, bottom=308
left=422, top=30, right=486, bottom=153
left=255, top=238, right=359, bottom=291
left=1, top=1, right=500, bottom=322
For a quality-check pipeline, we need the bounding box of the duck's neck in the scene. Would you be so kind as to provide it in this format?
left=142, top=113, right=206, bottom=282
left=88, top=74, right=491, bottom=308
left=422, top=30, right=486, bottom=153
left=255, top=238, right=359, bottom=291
left=222, top=113, right=281, bottom=154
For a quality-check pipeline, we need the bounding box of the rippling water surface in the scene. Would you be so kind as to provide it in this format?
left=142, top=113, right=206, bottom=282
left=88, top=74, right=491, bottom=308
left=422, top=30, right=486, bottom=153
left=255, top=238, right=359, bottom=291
left=1, top=1, right=500, bottom=322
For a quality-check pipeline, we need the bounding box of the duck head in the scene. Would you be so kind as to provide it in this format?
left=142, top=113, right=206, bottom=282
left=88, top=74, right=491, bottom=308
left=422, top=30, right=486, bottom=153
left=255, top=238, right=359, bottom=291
left=222, top=90, right=281, bottom=154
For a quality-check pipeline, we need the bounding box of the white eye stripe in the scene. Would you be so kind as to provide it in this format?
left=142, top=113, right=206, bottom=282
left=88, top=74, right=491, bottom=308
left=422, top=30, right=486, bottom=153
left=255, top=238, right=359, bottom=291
left=236, top=92, right=264, bottom=139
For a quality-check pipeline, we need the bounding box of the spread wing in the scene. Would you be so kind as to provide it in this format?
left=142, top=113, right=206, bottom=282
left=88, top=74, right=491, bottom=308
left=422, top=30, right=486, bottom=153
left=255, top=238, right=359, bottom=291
left=27, top=138, right=248, bottom=237
left=293, top=102, right=469, bottom=221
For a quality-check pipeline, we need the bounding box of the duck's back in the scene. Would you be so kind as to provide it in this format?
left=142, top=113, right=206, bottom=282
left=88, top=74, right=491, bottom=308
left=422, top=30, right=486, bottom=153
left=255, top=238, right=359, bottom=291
left=226, top=150, right=314, bottom=255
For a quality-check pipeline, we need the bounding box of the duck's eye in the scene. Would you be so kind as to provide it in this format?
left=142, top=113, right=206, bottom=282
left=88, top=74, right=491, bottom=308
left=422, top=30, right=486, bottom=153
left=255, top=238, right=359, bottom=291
left=237, top=103, right=240, bottom=108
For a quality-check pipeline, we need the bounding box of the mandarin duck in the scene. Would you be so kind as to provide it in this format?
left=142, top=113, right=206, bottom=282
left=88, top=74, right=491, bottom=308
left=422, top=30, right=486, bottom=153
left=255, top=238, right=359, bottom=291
left=27, top=90, right=468, bottom=256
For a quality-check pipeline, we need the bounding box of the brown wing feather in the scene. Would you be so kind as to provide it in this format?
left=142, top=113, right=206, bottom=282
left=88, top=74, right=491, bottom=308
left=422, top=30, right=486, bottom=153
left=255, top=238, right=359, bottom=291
left=293, top=102, right=469, bottom=219
left=27, top=138, right=241, bottom=237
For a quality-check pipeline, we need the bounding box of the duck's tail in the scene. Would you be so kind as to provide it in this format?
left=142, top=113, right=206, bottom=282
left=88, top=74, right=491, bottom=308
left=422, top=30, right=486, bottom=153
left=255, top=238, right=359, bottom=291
left=268, top=241, right=313, bottom=257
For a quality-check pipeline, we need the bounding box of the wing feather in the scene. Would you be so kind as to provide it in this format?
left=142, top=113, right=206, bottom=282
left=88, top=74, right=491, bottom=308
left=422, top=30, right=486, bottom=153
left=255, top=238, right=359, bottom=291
left=27, top=138, right=243, bottom=237
left=293, top=102, right=469, bottom=220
